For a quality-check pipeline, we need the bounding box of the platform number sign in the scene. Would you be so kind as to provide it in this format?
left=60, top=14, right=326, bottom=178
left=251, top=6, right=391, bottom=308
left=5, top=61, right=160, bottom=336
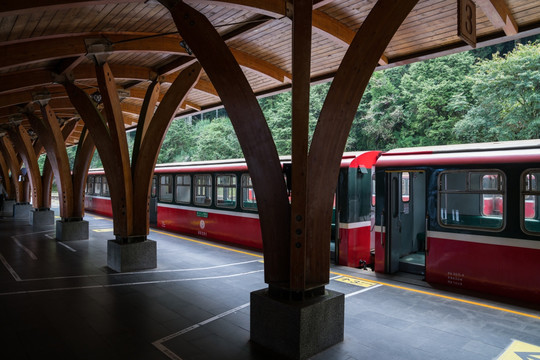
left=458, top=0, right=476, bottom=48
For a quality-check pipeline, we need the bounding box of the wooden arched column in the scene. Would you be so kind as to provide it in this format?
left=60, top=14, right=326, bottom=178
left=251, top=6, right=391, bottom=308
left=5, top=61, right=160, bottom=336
left=161, top=0, right=418, bottom=292
left=160, top=0, right=291, bottom=286
left=61, top=61, right=200, bottom=271
left=25, top=104, right=75, bottom=219
left=306, top=0, right=419, bottom=286
left=6, top=125, right=43, bottom=209
left=0, top=153, right=12, bottom=198
left=72, top=126, right=96, bottom=219
left=0, top=137, right=22, bottom=202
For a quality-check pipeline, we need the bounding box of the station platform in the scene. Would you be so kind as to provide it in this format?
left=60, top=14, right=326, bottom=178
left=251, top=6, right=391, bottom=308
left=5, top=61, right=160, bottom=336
left=1, top=211, right=540, bottom=360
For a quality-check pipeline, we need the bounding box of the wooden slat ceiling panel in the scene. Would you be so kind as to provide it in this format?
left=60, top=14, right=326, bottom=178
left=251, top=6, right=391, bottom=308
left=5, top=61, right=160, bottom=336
left=0, top=0, right=539, bottom=145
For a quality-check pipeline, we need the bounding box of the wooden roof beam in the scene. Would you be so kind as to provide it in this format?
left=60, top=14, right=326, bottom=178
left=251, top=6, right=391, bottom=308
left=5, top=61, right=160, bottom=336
left=312, top=10, right=389, bottom=66
left=0, top=32, right=291, bottom=84
left=0, top=0, right=145, bottom=17
left=475, top=0, right=518, bottom=36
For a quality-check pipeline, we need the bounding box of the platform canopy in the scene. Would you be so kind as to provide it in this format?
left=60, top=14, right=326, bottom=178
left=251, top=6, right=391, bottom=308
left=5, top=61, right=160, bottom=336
left=0, top=0, right=539, bottom=148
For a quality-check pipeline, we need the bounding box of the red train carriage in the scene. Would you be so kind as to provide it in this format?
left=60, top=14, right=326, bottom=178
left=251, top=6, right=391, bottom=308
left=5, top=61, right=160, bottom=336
left=373, top=140, right=540, bottom=303
left=85, top=152, right=380, bottom=263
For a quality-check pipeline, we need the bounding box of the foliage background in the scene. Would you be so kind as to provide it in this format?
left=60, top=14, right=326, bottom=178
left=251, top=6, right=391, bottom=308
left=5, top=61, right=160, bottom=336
left=56, top=36, right=537, bottom=170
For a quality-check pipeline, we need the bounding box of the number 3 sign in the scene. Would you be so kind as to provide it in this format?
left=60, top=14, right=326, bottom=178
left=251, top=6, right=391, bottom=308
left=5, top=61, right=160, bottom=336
left=458, top=0, right=476, bottom=48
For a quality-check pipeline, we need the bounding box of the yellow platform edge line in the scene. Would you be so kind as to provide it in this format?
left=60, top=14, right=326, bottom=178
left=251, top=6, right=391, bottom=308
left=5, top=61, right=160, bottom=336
left=330, top=271, right=540, bottom=321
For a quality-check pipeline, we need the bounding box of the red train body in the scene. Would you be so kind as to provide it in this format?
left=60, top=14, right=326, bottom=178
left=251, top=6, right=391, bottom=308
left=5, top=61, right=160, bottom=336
left=85, top=140, right=540, bottom=303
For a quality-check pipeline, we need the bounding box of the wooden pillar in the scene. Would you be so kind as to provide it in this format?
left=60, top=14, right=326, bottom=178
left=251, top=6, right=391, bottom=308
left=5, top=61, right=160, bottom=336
left=25, top=104, right=75, bottom=218
left=72, top=126, right=95, bottom=219
left=160, top=0, right=291, bottom=287
left=0, top=137, right=22, bottom=202
left=6, top=125, right=43, bottom=208
left=289, top=0, right=313, bottom=292
left=0, top=153, right=12, bottom=198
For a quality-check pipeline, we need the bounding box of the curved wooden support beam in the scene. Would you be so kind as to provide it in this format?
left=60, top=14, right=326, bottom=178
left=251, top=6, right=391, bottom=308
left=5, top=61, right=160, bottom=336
left=132, top=62, right=202, bottom=235
left=0, top=137, right=22, bottom=201
left=0, top=154, right=12, bottom=197
left=39, top=119, right=78, bottom=209
left=72, top=126, right=96, bottom=218
left=6, top=125, right=44, bottom=208
left=162, top=0, right=291, bottom=285
left=306, top=0, right=419, bottom=287
left=42, top=159, right=54, bottom=209
left=62, top=79, right=133, bottom=235
left=132, top=80, right=161, bottom=171
left=25, top=105, right=75, bottom=218
left=184, top=0, right=286, bottom=18
left=94, top=62, right=134, bottom=238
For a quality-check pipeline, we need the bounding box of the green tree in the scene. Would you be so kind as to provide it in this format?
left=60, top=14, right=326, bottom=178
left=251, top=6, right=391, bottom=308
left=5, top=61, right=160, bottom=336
left=192, top=117, right=243, bottom=160
left=454, top=42, right=540, bottom=142
left=396, top=52, right=475, bottom=147
left=158, top=117, right=196, bottom=163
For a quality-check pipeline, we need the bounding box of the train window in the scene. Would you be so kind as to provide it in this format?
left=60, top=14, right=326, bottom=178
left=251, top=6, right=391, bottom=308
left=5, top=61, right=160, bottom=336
left=102, top=176, right=110, bottom=197
left=402, top=172, right=410, bottom=202
left=194, top=174, right=212, bottom=206
left=86, top=176, right=94, bottom=195
left=241, top=174, right=257, bottom=211
left=522, top=169, right=540, bottom=234
left=438, top=170, right=505, bottom=231
left=159, top=174, right=173, bottom=202
left=216, top=174, right=237, bottom=208
left=175, top=175, right=191, bottom=204
left=151, top=176, right=157, bottom=198
left=94, top=176, right=102, bottom=195
left=371, top=174, right=376, bottom=207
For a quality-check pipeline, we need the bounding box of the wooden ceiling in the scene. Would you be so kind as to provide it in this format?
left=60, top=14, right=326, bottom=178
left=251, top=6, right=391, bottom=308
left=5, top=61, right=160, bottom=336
left=0, top=0, right=539, bottom=147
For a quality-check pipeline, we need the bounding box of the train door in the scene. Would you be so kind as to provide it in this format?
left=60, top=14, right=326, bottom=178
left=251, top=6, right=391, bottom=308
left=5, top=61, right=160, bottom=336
left=387, top=171, right=426, bottom=274
left=149, top=175, right=158, bottom=226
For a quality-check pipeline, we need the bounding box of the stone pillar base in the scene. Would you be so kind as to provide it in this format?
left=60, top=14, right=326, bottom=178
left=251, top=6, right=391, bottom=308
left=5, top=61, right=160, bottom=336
left=31, top=209, right=55, bottom=227
left=107, top=239, right=157, bottom=272
left=1, top=200, right=15, bottom=216
left=250, top=288, right=344, bottom=360
left=13, top=203, right=32, bottom=220
left=56, top=219, right=89, bottom=241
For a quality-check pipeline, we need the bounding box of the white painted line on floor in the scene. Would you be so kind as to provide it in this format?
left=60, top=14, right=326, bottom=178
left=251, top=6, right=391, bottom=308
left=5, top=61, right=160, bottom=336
left=0, top=270, right=264, bottom=296
left=345, top=284, right=383, bottom=298
left=21, top=259, right=262, bottom=282
left=57, top=241, right=77, bottom=252
left=152, top=302, right=251, bottom=360
left=11, top=236, right=37, bottom=260
left=0, top=252, right=22, bottom=281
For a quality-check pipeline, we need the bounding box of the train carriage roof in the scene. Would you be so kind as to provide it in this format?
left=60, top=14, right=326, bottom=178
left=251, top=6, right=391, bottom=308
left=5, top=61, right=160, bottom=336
left=376, top=139, right=540, bottom=167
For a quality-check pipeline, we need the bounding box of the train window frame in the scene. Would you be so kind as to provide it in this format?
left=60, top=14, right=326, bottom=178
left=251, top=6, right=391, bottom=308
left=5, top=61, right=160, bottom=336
left=241, top=174, right=257, bottom=211
left=102, top=176, right=110, bottom=197
left=437, top=169, right=506, bottom=232
left=86, top=176, right=94, bottom=195
left=215, top=174, right=237, bottom=209
left=159, top=174, right=174, bottom=203
left=194, top=174, right=212, bottom=207
left=175, top=174, right=191, bottom=205
left=94, top=176, right=102, bottom=196
left=521, top=169, right=540, bottom=236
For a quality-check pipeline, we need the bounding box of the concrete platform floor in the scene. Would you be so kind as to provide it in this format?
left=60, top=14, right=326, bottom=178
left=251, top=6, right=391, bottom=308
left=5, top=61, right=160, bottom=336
left=1, top=211, right=540, bottom=360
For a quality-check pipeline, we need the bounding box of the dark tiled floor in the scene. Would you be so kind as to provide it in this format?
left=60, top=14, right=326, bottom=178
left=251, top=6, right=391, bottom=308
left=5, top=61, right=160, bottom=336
left=1, top=210, right=540, bottom=359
